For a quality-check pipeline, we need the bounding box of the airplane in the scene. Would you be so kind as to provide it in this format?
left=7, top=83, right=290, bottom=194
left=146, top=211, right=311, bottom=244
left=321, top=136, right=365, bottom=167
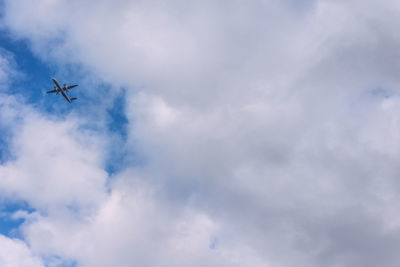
left=47, top=78, right=78, bottom=103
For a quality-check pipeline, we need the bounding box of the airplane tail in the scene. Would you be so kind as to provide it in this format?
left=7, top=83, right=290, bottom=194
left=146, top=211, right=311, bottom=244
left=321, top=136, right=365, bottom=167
left=70, top=97, right=78, bottom=102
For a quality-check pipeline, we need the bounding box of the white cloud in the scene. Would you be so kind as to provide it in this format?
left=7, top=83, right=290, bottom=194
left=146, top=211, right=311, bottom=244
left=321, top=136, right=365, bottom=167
left=0, top=48, right=16, bottom=90
left=3, top=0, right=400, bottom=266
left=17, top=171, right=269, bottom=267
left=0, top=235, right=44, bottom=267
left=0, top=98, right=108, bottom=212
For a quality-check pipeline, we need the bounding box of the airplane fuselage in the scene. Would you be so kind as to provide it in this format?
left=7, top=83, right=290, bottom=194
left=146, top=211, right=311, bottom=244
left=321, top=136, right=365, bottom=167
left=52, top=78, right=72, bottom=103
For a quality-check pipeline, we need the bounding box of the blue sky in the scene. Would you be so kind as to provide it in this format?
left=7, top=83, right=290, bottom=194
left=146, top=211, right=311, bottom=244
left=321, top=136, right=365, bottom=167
left=0, top=200, right=29, bottom=237
left=0, top=33, right=39, bottom=237
left=2, top=1, right=400, bottom=267
left=0, top=28, right=129, bottom=255
left=0, top=30, right=129, bottom=166
left=0, top=30, right=55, bottom=104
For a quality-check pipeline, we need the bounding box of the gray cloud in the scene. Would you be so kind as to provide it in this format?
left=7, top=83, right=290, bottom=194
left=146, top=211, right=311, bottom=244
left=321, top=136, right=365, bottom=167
left=2, top=0, right=400, bottom=266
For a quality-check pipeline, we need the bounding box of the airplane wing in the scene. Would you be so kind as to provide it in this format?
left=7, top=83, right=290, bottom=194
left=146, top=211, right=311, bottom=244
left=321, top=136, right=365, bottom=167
left=66, top=84, right=78, bottom=91
left=47, top=89, right=58, bottom=94
left=52, top=78, right=62, bottom=91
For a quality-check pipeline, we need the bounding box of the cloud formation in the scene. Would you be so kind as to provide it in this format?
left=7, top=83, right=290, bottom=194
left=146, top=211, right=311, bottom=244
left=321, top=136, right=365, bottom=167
left=0, top=235, right=44, bottom=267
left=2, top=0, right=400, bottom=266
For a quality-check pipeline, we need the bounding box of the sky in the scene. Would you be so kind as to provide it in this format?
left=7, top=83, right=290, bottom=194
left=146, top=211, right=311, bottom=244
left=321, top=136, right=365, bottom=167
left=1, top=0, right=400, bottom=266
